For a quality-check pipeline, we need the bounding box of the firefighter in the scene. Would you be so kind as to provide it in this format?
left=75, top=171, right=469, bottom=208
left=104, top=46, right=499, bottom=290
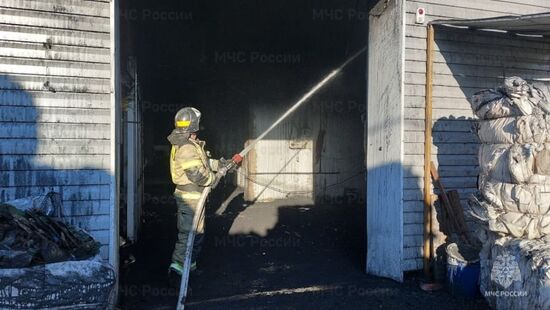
left=166, top=107, right=241, bottom=278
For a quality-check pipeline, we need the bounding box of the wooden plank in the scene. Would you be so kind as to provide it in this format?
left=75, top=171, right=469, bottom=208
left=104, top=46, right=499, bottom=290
left=0, top=7, right=109, bottom=33
left=0, top=74, right=110, bottom=94
left=405, top=201, right=426, bottom=212
left=405, top=95, right=428, bottom=108
left=406, top=84, right=485, bottom=99
left=402, top=258, right=423, bottom=271
left=435, top=51, right=550, bottom=72
left=406, top=29, right=550, bottom=59
left=99, top=245, right=108, bottom=260
left=406, top=96, right=475, bottom=111
left=0, top=24, right=110, bottom=48
left=405, top=119, right=474, bottom=132
left=404, top=131, right=478, bottom=144
left=405, top=154, right=478, bottom=166
left=404, top=143, right=479, bottom=156
left=404, top=188, right=477, bottom=203
left=0, top=184, right=110, bottom=202
left=86, top=229, right=110, bottom=245
left=0, top=154, right=110, bottom=170
left=0, top=40, right=110, bottom=63
left=0, top=56, right=110, bottom=79
left=404, top=246, right=423, bottom=259
left=404, top=235, right=424, bottom=246
left=434, top=165, right=479, bottom=177
left=405, top=199, right=475, bottom=213
left=404, top=224, right=423, bottom=236
left=0, top=0, right=111, bottom=18
left=4, top=170, right=110, bottom=186
left=406, top=49, right=550, bottom=71
left=405, top=212, right=423, bottom=224
left=63, top=214, right=110, bottom=231
left=403, top=164, right=480, bottom=179
left=0, top=90, right=110, bottom=109
left=0, top=138, right=110, bottom=154
left=0, top=123, right=110, bottom=139
left=447, top=190, right=472, bottom=242
left=403, top=201, right=475, bottom=213
left=0, top=106, right=110, bottom=124
left=431, top=163, right=471, bottom=244
left=406, top=60, right=550, bottom=79
left=405, top=107, right=475, bottom=120
left=405, top=73, right=505, bottom=89
left=423, top=24, right=434, bottom=277
left=497, top=0, right=550, bottom=8
left=404, top=3, right=546, bottom=26
left=404, top=187, right=478, bottom=197
left=408, top=0, right=549, bottom=15
left=404, top=176, right=478, bottom=190
left=366, top=0, right=404, bottom=282
left=406, top=33, right=550, bottom=54
left=404, top=190, right=425, bottom=201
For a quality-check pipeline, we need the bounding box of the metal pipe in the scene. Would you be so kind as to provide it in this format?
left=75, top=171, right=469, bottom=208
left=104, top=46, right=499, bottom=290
left=423, top=23, right=435, bottom=279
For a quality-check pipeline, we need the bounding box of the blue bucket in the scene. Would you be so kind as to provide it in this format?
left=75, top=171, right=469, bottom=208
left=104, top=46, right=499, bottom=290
left=446, top=243, right=480, bottom=299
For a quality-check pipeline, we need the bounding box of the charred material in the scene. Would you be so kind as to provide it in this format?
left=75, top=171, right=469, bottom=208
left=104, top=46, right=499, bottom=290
left=0, top=193, right=100, bottom=268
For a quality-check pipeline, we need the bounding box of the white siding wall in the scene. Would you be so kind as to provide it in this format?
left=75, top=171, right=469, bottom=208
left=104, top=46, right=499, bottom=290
left=0, top=0, right=113, bottom=259
left=402, top=0, right=550, bottom=271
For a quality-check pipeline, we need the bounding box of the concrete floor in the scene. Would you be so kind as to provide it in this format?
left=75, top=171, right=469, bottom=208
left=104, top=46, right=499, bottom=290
left=119, top=184, right=489, bottom=309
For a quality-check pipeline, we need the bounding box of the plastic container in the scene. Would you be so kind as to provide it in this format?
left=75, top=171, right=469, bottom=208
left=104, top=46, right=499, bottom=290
left=446, top=243, right=481, bottom=299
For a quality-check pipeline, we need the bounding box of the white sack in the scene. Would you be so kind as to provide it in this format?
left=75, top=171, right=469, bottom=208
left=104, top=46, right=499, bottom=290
left=478, top=144, right=544, bottom=184
left=479, top=233, right=550, bottom=310
left=473, top=180, right=550, bottom=238
left=476, top=115, right=550, bottom=144
left=472, top=77, right=550, bottom=120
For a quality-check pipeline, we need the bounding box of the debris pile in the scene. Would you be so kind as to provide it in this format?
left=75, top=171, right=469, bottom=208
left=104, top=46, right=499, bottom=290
left=0, top=193, right=115, bottom=309
left=0, top=193, right=99, bottom=268
left=468, top=77, right=550, bottom=309
left=0, top=206, right=100, bottom=268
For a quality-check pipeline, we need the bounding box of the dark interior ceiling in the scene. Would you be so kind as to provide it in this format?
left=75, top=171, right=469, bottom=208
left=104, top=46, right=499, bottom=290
left=123, top=0, right=372, bottom=178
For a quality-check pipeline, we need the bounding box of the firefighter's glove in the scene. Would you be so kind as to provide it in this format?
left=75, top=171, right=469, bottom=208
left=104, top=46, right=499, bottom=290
left=211, top=165, right=229, bottom=189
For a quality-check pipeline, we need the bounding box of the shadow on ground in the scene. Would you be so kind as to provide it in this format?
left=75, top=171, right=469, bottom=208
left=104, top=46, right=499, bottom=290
left=119, top=183, right=488, bottom=310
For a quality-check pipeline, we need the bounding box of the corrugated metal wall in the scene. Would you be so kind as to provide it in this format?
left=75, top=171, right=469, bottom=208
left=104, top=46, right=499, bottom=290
left=402, top=0, right=550, bottom=271
left=0, top=0, right=113, bottom=259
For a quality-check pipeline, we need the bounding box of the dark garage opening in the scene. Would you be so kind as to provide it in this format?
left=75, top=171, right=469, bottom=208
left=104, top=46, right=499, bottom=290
left=119, top=1, right=371, bottom=308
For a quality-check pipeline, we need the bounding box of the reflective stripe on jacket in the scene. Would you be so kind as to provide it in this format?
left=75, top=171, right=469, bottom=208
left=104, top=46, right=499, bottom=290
left=174, top=189, right=202, bottom=200
left=170, top=139, right=215, bottom=187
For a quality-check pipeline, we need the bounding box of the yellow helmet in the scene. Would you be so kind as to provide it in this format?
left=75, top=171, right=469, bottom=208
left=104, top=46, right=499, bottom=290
left=174, top=107, right=201, bottom=133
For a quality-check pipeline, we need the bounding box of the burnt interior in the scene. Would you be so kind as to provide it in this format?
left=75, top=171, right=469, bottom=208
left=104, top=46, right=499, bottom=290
left=119, top=1, right=372, bottom=308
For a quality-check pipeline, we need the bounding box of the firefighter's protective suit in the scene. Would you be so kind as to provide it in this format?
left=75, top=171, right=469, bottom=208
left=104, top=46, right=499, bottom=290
left=167, top=107, right=218, bottom=275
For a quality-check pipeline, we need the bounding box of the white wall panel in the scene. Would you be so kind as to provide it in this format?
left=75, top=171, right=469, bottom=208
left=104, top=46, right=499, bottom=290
left=0, top=1, right=113, bottom=260
left=401, top=0, right=550, bottom=271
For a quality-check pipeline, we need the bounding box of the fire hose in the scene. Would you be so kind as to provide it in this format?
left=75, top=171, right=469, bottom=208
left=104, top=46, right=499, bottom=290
left=176, top=45, right=366, bottom=309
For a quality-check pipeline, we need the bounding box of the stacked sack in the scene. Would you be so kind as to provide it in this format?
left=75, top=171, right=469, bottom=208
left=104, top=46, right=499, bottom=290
left=470, top=76, right=550, bottom=239
left=468, top=77, right=550, bottom=309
